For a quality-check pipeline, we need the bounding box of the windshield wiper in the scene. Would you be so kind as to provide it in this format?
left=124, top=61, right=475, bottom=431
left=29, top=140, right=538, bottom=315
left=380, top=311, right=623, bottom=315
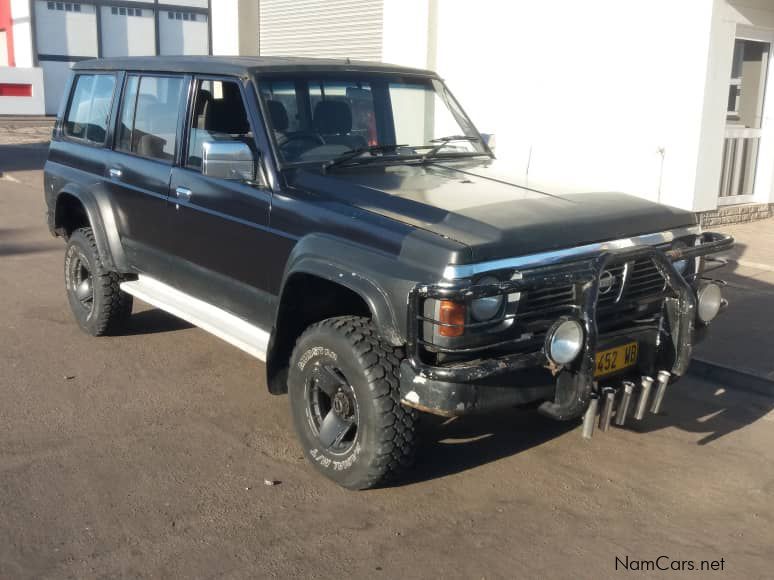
left=321, top=144, right=407, bottom=173
left=420, top=135, right=480, bottom=162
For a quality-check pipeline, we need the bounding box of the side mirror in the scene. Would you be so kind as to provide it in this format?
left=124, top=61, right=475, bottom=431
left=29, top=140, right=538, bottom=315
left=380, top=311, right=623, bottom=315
left=481, top=133, right=496, bottom=153
left=202, top=141, right=256, bottom=181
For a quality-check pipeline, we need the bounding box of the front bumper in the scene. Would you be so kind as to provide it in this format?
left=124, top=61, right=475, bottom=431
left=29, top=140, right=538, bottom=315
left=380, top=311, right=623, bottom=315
left=400, top=232, right=734, bottom=418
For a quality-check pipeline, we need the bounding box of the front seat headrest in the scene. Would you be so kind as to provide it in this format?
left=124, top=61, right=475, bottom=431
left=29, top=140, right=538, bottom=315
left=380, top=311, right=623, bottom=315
left=313, top=100, right=352, bottom=135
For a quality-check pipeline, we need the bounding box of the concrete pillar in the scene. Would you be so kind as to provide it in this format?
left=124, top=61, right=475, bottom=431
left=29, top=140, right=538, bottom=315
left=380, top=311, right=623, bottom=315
left=211, top=0, right=258, bottom=56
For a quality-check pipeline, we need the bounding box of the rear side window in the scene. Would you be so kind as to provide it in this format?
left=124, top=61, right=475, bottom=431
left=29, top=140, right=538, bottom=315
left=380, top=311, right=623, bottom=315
left=64, top=74, right=116, bottom=144
left=116, top=75, right=186, bottom=162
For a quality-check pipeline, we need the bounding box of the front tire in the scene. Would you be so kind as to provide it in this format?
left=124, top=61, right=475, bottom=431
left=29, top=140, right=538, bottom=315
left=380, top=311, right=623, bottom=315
left=64, top=227, right=133, bottom=336
left=288, top=316, right=417, bottom=490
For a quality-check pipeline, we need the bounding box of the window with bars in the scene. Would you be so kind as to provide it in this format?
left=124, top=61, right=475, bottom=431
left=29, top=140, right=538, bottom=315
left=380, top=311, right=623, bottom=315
left=168, top=11, right=198, bottom=22
left=47, top=2, right=81, bottom=11
left=110, top=6, right=143, bottom=17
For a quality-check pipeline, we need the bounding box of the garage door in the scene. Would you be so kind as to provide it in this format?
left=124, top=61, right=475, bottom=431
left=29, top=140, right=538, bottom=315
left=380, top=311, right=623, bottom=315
left=259, top=0, right=383, bottom=61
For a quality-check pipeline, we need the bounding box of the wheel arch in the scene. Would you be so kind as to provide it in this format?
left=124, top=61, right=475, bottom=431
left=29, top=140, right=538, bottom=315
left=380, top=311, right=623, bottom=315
left=265, top=244, right=405, bottom=395
left=53, top=186, right=129, bottom=272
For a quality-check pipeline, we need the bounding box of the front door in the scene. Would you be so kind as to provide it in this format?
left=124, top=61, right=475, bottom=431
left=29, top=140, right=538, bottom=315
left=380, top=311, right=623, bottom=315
left=166, top=77, right=275, bottom=328
left=719, top=37, right=771, bottom=204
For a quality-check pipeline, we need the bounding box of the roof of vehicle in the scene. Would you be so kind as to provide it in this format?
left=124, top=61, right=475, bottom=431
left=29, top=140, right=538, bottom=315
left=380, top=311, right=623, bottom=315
left=73, top=56, right=438, bottom=78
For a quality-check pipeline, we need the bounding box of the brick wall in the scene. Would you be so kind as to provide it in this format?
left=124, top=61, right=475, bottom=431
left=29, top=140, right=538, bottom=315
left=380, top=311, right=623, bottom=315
left=698, top=203, right=774, bottom=227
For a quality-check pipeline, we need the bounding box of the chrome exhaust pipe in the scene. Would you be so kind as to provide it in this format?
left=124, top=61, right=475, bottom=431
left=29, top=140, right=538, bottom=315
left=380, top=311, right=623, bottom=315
left=614, top=381, right=635, bottom=426
left=650, top=370, right=671, bottom=414
left=634, top=376, right=654, bottom=420
left=599, top=387, right=615, bottom=432
left=581, top=392, right=599, bottom=439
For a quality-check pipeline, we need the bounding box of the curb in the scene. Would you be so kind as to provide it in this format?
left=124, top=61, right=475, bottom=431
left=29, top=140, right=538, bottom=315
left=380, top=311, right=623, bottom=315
left=689, top=358, right=774, bottom=396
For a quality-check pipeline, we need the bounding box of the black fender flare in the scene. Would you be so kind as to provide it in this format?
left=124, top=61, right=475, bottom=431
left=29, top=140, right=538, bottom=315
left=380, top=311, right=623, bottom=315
left=54, top=184, right=129, bottom=272
left=277, top=234, right=405, bottom=346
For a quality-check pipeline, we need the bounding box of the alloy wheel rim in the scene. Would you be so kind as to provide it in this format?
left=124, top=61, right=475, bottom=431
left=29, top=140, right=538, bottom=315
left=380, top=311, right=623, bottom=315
left=305, top=363, right=359, bottom=455
left=70, top=252, right=95, bottom=314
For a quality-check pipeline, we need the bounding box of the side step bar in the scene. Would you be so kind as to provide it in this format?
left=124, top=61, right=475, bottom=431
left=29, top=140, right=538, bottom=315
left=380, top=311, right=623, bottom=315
left=120, top=275, right=269, bottom=361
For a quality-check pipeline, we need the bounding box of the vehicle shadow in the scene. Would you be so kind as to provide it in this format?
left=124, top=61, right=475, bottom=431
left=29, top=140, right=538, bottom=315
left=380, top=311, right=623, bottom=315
left=403, top=408, right=577, bottom=485
left=122, top=308, right=194, bottom=335
left=0, top=143, right=50, bottom=174
left=403, top=378, right=773, bottom=484
left=0, top=228, right=59, bottom=257
left=629, top=379, right=773, bottom=446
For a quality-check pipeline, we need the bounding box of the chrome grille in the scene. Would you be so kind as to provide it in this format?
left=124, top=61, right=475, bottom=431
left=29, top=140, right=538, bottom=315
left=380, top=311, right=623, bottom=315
left=519, top=285, right=575, bottom=318
left=624, top=258, right=667, bottom=300
left=597, top=263, right=626, bottom=307
left=513, top=257, right=668, bottom=321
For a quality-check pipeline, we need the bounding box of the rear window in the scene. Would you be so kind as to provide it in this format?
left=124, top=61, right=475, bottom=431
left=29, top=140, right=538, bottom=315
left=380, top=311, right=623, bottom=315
left=116, top=74, right=186, bottom=163
left=63, top=74, right=116, bottom=144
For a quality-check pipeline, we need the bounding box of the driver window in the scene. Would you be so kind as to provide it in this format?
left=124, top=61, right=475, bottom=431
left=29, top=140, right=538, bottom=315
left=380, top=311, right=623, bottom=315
left=186, top=79, right=253, bottom=170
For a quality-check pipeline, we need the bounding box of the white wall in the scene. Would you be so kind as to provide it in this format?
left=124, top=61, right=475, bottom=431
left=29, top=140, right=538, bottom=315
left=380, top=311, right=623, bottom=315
left=39, top=59, right=73, bottom=114
left=166, top=0, right=208, bottom=8
left=0, top=65, right=45, bottom=114
left=0, top=31, right=8, bottom=66
left=212, top=0, right=240, bottom=55
left=158, top=11, right=209, bottom=55
left=382, top=0, right=433, bottom=70
left=10, top=0, right=33, bottom=67
left=100, top=6, right=156, bottom=57
left=33, top=1, right=98, bottom=57
left=211, top=0, right=258, bottom=56
left=413, top=0, right=718, bottom=211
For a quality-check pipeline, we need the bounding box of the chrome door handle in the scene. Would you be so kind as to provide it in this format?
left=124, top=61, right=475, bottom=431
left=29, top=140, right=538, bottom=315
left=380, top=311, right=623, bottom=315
left=175, top=187, right=192, bottom=201
left=108, top=168, right=122, bottom=178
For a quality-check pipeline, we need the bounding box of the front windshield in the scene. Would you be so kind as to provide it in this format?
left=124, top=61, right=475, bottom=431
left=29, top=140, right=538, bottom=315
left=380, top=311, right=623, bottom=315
left=255, top=74, right=487, bottom=165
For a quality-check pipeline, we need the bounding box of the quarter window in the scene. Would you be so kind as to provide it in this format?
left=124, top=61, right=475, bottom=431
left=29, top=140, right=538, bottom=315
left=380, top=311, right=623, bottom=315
left=64, top=74, right=116, bottom=144
left=116, top=75, right=185, bottom=163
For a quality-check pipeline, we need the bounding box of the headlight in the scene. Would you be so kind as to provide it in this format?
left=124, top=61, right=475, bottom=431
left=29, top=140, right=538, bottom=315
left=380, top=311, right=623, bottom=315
left=697, top=282, right=722, bottom=323
left=546, top=318, right=584, bottom=364
left=672, top=240, right=689, bottom=274
left=470, top=276, right=505, bottom=321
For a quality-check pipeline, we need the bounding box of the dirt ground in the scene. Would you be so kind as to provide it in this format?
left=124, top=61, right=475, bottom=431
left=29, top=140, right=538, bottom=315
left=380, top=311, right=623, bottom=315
left=1, top=140, right=773, bottom=579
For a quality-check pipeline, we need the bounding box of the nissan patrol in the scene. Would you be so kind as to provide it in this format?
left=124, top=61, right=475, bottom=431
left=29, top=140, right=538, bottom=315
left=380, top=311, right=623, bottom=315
left=44, top=56, right=733, bottom=489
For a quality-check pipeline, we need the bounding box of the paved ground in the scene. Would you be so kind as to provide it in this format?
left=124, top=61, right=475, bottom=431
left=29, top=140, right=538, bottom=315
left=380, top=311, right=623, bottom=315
left=0, top=116, right=54, bottom=147
left=1, top=138, right=773, bottom=579
left=694, top=220, right=774, bottom=381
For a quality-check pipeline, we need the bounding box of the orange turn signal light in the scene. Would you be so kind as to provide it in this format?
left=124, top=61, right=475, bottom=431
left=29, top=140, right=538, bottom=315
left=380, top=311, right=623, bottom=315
left=439, top=300, right=466, bottom=337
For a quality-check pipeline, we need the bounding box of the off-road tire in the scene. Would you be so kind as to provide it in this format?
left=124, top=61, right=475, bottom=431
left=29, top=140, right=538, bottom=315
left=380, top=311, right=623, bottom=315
left=64, top=227, right=133, bottom=336
left=288, top=316, right=418, bottom=490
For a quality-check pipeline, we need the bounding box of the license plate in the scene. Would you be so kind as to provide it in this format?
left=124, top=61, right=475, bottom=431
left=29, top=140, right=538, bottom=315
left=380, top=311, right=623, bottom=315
left=595, top=342, right=639, bottom=377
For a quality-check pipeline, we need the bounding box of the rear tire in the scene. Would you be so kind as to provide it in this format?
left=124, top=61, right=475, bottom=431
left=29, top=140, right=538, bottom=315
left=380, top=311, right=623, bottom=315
left=288, top=316, right=417, bottom=490
left=64, top=227, right=133, bottom=336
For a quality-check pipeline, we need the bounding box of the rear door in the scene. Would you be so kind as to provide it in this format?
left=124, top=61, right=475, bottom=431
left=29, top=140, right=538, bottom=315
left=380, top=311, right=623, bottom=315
left=105, top=73, right=189, bottom=275
left=166, top=76, right=275, bottom=326
left=47, top=71, right=118, bottom=221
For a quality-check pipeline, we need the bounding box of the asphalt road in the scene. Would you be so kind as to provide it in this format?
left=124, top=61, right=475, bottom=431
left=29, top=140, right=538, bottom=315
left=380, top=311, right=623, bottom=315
left=1, top=142, right=773, bottom=579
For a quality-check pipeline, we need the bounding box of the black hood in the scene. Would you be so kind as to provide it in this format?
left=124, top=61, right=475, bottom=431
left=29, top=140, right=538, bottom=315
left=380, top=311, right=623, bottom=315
left=285, top=158, right=697, bottom=263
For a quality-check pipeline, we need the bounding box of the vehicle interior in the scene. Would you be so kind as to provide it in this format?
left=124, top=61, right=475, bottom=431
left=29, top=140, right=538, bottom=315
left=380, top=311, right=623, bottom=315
left=187, top=79, right=255, bottom=169
left=258, top=76, right=483, bottom=164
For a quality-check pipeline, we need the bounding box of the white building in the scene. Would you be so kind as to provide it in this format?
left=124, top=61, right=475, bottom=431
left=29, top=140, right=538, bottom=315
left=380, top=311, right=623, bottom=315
left=3, top=0, right=773, bottom=220
left=212, top=0, right=774, bottom=221
left=1, top=0, right=211, bottom=115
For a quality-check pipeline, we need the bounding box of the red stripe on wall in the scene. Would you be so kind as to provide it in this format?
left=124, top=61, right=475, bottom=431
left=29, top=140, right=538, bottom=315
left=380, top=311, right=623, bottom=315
left=0, top=83, right=33, bottom=97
